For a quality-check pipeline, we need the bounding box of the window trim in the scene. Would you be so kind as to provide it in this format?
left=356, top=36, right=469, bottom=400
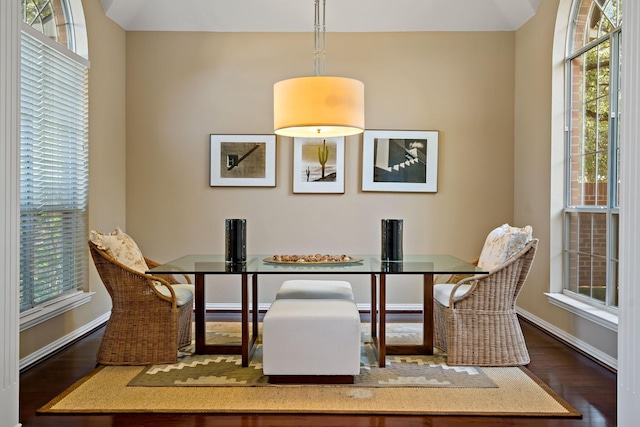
left=19, top=291, right=94, bottom=332
left=561, top=1, right=621, bottom=311
left=546, top=292, right=618, bottom=332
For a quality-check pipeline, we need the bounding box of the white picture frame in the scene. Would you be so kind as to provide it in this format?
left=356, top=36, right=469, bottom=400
left=210, top=134, right=276, bottom=187
left=293, top=137, right=345, bottom=194
left=362, top=130, right=438, bottom=193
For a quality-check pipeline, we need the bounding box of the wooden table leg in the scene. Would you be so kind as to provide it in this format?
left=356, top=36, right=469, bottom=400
left=194, top=273, right=205, bottom=354
left=241, top=273, right=249, bottom=367
left=382, top=273, right=435, bottom=358
left=194, top=272, right=253, bottom=361
left=370, top=274, right=377, bottom=339
left=378, top=273, right=387, bottom=367
left=423, top=273, right=434, bottom=354
left=252, top=273, right=259, bottom=339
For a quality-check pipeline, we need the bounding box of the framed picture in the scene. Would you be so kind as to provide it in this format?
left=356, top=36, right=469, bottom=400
left=362, top=130, right=438, bottom=192
left=293, top=137, right=345, bottom=193
left=210, top=134, right=276, bottom=187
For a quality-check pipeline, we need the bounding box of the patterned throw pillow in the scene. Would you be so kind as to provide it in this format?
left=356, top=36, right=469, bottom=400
left=90, top=227, right=149, bottom=274
left=477, top=224, right=533, bottom=270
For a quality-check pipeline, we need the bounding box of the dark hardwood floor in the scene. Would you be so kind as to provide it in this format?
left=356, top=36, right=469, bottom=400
left=19, top=314, right=617, bottom=427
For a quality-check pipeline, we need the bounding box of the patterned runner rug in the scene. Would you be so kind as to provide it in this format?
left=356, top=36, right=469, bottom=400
left=129, top=322, right=496, bottom=388
left=38, top=322, right=581, bottom=417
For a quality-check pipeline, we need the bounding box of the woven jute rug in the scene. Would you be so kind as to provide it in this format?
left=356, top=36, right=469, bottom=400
left=38, top=323, right=581, bottom=417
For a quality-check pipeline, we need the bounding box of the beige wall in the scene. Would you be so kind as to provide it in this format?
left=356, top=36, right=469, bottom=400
left=124, top=30, right=517, bottom=304
left=19, top=0, right=127, bottom=358
left=20, top=1, right=617, bottom=363
left=514, top=0, right=617, bottom=359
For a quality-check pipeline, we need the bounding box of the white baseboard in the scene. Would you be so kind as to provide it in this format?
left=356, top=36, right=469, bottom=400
left=19, top=312, right=111, bottom=371
left=205, top=302, right=423, bottom=312
left=516, top=306, right=617, bottom=370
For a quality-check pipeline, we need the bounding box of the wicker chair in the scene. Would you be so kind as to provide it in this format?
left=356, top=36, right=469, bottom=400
left=89, top=241, right=193, bottom=365
left=434, top=238, right=538, bottom=366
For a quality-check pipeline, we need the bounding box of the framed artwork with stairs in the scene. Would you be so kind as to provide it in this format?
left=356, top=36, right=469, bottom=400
left=362, top=130, right=438, bottom=193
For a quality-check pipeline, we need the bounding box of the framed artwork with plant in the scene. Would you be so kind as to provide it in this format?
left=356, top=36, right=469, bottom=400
left=293, top=137, right=345, bottom=194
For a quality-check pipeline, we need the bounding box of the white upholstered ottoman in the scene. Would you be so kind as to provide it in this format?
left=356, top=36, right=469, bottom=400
left=275, top=279, right=354, bottom=300
left=262, top=298, right=361, bottom=383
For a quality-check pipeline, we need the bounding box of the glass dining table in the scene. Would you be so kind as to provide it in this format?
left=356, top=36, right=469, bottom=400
left=148, top=254, right=485, bottom=368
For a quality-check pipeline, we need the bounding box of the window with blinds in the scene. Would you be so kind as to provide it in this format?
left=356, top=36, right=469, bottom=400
left=19, top=25, right=89, bottom=313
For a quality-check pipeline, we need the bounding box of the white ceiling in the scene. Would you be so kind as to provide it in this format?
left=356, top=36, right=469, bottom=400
left=100, top=0, right=541, bottom=32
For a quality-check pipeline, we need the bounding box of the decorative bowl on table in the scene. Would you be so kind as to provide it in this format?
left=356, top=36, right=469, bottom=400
left=263, top=254, right=363, bottom=264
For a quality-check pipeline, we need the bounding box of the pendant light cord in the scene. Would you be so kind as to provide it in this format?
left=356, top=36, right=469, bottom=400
left=313, top=0, right=326, bottom=76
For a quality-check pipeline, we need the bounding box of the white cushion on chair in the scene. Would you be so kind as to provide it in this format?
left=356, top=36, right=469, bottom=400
left=434, top=283, right=472, bottom=307
left=276, top=279, right=354, bottom=300
left=477, top=224, right=533, bottom=270
left=171, top=283, right=195, bottom=296
left=154, top=285, right=194, bottom=307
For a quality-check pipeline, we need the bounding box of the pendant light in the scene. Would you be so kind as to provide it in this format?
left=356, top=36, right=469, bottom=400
left=273, top=0, right=365, bottom=138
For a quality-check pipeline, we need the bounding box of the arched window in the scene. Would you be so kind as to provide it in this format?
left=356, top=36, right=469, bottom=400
left=563, top=0, right=621, bottom=310
left=19, top=0, right=90, bottom=321
left=22, top=0, right=75, bottom=50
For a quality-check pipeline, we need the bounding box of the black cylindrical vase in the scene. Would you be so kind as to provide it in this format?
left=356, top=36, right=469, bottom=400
left=225, top=219, right=246, bottom=264
left=381, top=219, right=403, bottom=262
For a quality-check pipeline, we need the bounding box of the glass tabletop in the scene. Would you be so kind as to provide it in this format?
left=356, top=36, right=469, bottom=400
left=147, top=254, right=486, bottom=275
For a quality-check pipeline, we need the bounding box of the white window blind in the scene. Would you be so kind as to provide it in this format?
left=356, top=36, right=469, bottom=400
left=20, top=27, right=89, bottom=312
